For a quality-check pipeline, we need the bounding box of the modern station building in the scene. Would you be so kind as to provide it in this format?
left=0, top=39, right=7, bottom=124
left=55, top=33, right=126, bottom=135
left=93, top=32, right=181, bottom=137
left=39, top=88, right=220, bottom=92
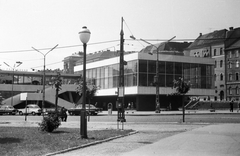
left=73, top=42, right=215, bottom=111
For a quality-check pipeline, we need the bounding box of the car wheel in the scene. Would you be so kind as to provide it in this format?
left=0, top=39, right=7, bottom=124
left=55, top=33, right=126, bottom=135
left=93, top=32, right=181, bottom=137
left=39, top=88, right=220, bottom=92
left=19, top=111, right=23, bottom=115
left=32, top=112, right=36, bottom=116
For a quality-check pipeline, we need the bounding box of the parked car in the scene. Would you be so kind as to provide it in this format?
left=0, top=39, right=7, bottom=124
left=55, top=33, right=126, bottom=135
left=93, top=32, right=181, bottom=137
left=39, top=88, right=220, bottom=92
left=68, top=104, right=102, bottom=116
left=43, top=107, right=62, bottom=115
left=0, top=105, right=18, bottom=115
left=18, top=104, right=42, bottom=116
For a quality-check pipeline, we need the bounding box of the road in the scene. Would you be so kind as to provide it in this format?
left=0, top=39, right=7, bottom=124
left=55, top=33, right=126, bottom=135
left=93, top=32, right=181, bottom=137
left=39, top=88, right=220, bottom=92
left=0, top=112, right=240, bottom=124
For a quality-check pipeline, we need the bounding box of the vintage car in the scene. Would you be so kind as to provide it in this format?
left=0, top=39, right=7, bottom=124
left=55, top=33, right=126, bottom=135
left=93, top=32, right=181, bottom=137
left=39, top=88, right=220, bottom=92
left=18, top=104, right=42, bottom=116
left=68, top=104, right=102, bottom=116
left=0, top=105, right=18, bottom=115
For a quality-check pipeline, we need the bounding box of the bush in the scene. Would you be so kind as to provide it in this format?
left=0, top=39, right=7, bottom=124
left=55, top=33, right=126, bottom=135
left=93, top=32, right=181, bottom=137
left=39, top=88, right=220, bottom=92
left=38, top=114, right=61, bottom=132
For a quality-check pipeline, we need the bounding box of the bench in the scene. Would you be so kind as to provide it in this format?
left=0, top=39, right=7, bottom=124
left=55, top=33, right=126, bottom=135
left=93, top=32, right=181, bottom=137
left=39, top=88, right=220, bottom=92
left=209, top=109, right=215, bottom=112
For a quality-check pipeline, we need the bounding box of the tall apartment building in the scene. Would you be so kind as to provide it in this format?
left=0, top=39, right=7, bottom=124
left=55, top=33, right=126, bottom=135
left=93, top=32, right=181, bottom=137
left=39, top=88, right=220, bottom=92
left=185, top=29, right=227, bottom=101
left=225, top=27, right=240, bottom=101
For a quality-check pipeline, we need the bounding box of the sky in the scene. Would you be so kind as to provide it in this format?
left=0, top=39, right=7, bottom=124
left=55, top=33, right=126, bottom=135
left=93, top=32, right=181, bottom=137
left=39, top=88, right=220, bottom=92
left=0, top=0, right=240, bottom=71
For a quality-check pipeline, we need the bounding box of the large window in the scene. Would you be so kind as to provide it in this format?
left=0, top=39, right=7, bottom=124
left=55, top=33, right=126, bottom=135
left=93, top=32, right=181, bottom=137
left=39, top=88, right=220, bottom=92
left=236, top=73, right=239, bottom=81
left=236, top=60, right=239, bottom=68
left=220, top=73, right=224, bottom=81
left=83, top=59, right=213, bottom=90
left=236, top=50, right=239, bottom=58
left=229, top=87, right=232, bottom=95
left=220, top=48, right=223, bottom=55
left=229, top=73, right=233, bottom=81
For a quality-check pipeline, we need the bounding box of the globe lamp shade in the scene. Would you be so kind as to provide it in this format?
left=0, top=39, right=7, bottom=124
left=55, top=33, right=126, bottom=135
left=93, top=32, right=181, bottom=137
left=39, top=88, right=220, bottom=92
left=79, top=26, right=91, bottom=44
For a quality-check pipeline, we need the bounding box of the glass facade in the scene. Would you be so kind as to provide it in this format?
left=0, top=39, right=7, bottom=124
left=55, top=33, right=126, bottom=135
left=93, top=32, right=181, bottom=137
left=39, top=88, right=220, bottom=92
left=0, top=72, right=79, bottom=85
left=85, top=59, right=214, bottom=90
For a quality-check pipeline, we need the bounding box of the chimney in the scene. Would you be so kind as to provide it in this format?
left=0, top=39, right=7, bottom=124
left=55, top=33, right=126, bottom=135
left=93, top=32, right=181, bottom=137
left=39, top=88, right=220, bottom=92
left=199, top=33, right=202, bottom=36
left=229, top=27, right=234, bottom=31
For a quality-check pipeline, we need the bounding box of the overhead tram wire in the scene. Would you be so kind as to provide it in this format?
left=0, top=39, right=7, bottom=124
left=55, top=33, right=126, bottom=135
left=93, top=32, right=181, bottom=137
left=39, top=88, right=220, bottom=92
left=0, top=40, right=120, bottom=54
left=123, top=19, right=145, bottom=48
left=30, top=61, right=63, bottom=69
left=1, top=37, right=240, bottom=54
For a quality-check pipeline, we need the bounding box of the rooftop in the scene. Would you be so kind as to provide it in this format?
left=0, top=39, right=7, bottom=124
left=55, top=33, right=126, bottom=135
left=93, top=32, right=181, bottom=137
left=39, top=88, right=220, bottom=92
left=187, top=29, right=227, bottom=49
left=140, top=42, right=191, bottom=55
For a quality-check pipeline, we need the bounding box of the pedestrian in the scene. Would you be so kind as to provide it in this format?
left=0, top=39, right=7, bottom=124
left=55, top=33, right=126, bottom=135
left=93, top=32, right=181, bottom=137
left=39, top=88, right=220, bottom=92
left=230, top=100, right=234, bottom=112
left=128, top=102, right=131, bottom=110
left=237, top=100, right=240, bottom=113
left=60, top=107, right=67, bottom=122
left=156, top=103, right=160, bottom=113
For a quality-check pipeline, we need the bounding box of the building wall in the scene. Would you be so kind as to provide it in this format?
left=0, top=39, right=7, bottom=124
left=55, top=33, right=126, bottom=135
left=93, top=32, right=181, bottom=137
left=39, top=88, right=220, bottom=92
left=188, top=43, right=226, bottom=101
left=226, top=48, right=240, bottom=101
left=211, top=44, right=225, bottom=101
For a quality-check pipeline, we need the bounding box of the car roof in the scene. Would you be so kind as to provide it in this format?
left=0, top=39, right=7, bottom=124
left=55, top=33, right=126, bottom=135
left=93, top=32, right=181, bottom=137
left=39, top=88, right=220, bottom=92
left=0, top=105, right=13, bottom=107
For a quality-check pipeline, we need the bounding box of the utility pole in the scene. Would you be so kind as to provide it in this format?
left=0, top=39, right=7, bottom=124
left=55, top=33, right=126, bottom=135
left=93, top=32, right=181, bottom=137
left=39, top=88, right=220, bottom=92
left=117, top=17, right=126, bottom=129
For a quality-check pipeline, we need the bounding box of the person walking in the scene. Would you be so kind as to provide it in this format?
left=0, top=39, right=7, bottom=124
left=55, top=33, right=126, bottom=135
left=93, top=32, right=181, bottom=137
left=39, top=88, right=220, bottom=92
left=230, top=100, right=234, bottom=112
left=60, top=107, right=67, bottom=122
left=237, top=100, right=240, bottom=113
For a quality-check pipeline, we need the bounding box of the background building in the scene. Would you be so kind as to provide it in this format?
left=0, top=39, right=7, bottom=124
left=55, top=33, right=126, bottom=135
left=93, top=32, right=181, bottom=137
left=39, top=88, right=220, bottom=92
left=185, top=29, right=227, bottom=101
left=225, top=27, right=240, bottom=101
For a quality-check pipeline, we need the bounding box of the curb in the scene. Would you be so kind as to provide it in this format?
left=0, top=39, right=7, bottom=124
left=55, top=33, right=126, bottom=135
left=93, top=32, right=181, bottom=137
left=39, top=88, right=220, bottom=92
left=45, top=130, right=138, bottom=156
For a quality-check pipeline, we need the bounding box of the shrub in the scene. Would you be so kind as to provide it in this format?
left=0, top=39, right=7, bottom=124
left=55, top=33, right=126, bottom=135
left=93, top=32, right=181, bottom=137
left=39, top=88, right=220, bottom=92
left=38, top=114, right=61, bottom=132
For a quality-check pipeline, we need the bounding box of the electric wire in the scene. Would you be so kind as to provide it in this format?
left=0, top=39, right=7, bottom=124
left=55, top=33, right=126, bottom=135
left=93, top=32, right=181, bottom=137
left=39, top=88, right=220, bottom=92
left=123, top=18, right=145, bottom=47
left=1, top=37, right=240, bottom=54
left=0, top=40, right=120, bottom=54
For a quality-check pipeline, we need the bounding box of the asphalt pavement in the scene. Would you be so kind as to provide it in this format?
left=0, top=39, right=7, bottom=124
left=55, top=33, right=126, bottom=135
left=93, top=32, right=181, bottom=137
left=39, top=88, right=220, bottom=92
left=120, top=123, right=240, bottom=156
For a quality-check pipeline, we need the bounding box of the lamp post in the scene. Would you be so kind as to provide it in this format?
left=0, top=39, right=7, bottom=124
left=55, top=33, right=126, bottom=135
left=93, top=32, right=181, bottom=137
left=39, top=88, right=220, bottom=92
left=79, top=26, right=91, bottom=139
left=32, top=44, right=58, bottom=117
left=130, top=36, right=176, bottom=113
left=4, top=61, right=22, bottom=106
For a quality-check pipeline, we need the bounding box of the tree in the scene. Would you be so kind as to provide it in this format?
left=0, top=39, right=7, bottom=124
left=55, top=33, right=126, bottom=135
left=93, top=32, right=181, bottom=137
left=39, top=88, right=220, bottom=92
left=172, top=77, right=190, bottom=95
left=76, top=78, right=99, bottom=121
left=51, top=72, right=62, bottom=113
left=172, top=77, right=191, bottom=122
left=76, top=78, right=99, bottom=104
left=38, top=72, right=62, bottom=133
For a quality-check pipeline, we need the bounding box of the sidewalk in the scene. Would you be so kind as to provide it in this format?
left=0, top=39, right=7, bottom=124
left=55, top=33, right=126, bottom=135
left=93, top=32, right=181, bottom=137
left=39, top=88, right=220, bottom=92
left=120, top=123, right=240, bottom=156
left=105, top=109, right=240, bottom=115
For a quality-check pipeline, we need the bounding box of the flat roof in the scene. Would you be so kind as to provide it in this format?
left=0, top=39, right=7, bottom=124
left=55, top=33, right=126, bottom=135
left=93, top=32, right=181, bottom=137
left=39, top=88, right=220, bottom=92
left=75, top=53, right=214, bottom=71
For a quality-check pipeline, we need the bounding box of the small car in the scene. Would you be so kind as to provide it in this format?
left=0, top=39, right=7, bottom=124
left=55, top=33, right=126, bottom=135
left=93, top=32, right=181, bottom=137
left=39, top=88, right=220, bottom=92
left=18, top=104, right=42, bottom=116
left=0, top=105, right=18, bottom=115
left=68, top=104, right=102, bottom=116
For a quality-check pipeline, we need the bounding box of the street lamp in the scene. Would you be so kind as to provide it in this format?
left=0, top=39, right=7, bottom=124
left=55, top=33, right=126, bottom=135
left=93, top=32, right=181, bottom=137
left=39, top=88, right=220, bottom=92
left=79, top=26, right=91, bottom=139
left=32, top=44, right=58, bottom=117
left=4, top=61, right=22, bottom=106
left=130, top=36, right=175, bottom=113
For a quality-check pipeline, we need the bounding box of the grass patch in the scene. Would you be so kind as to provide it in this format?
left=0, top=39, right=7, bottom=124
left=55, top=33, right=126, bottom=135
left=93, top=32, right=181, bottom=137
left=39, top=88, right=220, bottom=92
left=0, top=127, right=133, bottom=156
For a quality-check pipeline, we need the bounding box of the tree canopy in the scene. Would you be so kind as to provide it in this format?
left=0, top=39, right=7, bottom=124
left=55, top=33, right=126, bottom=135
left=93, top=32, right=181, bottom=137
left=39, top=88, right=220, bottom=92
left=172, top=77, right=190, bottom=95
left=76, top=78, right=99, bottom=103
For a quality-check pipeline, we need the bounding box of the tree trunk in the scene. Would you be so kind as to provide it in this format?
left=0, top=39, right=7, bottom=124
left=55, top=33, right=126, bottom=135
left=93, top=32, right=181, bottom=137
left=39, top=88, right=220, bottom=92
left=55, top=88, right=59, bottom=115
left=182, top=95, right=185, bottom=122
